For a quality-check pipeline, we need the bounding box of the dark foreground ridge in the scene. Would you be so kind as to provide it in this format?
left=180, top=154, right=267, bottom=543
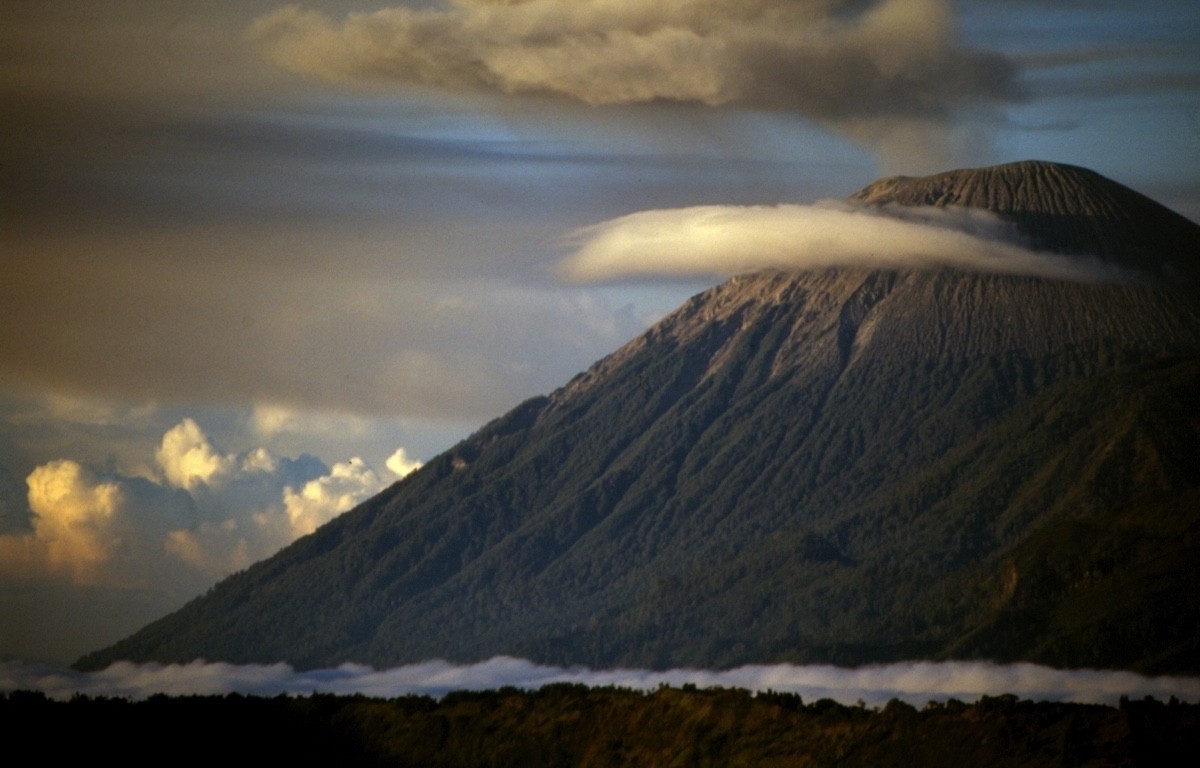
left=78, top=161, right=1200, bottom=674
left=5, top=686, right=1198, bottom=766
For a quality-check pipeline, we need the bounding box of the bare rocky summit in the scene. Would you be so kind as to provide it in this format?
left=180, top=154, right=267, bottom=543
left=852, top=160, right=1200, bottom=284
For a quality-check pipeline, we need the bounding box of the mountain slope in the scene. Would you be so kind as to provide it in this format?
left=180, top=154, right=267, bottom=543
left=77, top=162, right=1200, bottom=673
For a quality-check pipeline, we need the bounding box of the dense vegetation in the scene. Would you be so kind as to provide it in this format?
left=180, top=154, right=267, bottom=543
left=77, top=162, right=1200, bottom=675
left=5, top=685, right=1197, bottom=766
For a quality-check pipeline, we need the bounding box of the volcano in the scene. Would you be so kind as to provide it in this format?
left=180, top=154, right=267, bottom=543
left=77, top=161, right=1200, bottom=674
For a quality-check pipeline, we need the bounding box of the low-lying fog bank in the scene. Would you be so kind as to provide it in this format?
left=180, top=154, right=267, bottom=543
left=4, top=657, right=1199, bottom=706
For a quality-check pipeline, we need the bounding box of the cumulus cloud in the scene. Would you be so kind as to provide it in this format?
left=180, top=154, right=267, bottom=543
left=4, top=657, right=1198, bottom=707
left=283, top=457, right=382, bottom=537
left=0, top=461, right=121, bottom=585
left=386, top=447, right=423, bottom=478
left=559, top=201, right=1129, bottom=283
left=0, top=419, right=407, bottom=631
left=247, top=0, right=1016, bottom=121
left=156, top=418, right=237, bottom=491
left=0, top=460, right=198, bottom=591
left=151, top=420, right=389, bottom=573
left=24, top=461, right=122, bottom=582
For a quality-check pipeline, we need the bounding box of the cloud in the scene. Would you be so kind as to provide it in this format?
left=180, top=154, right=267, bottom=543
left=149, top=420, right=389, bottom=573
left=23, top=462, right=122, bottom=583
left=3, top=657, right=1198, bottom=707
left=0, top=461, right=120, bottom=585
left=283, top=458, right=382, bottom=537
left=559, top=201, right=1130, bottom=283
left=0, top=418, right=413, bottom=659
left=0, top=234, right=646, bottom=425
left=246, top=0, right=1017, bottom=167
left=0, top=461, right=198, bottom=589
left=248, top=1, right=1016, bottom=117
left=252, top=403, right=380, bottom=443
left=156, top=418, right=238, bottom=491
left=386, top=448, right=423, bottom=479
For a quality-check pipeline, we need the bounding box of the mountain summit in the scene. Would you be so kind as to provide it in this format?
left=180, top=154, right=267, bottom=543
left=852, top=160, right=1200, bottom=284
left=78, top=162, right=1200, bottom=674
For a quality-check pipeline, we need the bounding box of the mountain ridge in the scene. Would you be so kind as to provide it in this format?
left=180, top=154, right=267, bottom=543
left=77, top=161, right=1200, bottom=673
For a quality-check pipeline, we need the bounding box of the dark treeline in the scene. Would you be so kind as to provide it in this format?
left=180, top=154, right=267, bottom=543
left=5, top=684, right=1198, bottom=766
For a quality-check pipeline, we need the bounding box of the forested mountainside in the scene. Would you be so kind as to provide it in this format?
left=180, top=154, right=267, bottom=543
left=78, top=161, right=1200, bottom=674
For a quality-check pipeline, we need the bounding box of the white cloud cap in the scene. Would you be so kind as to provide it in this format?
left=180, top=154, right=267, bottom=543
left=560, top=202, right=1126, bottom=284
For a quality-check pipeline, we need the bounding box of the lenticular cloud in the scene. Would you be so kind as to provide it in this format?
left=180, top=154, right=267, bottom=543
left=4, top=658, right=1198, bottom=707
left=559, top=201, right=1131, bottom=284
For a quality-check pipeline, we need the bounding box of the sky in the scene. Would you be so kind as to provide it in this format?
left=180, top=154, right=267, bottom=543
left=2, top=0, right=1199, bottom=666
